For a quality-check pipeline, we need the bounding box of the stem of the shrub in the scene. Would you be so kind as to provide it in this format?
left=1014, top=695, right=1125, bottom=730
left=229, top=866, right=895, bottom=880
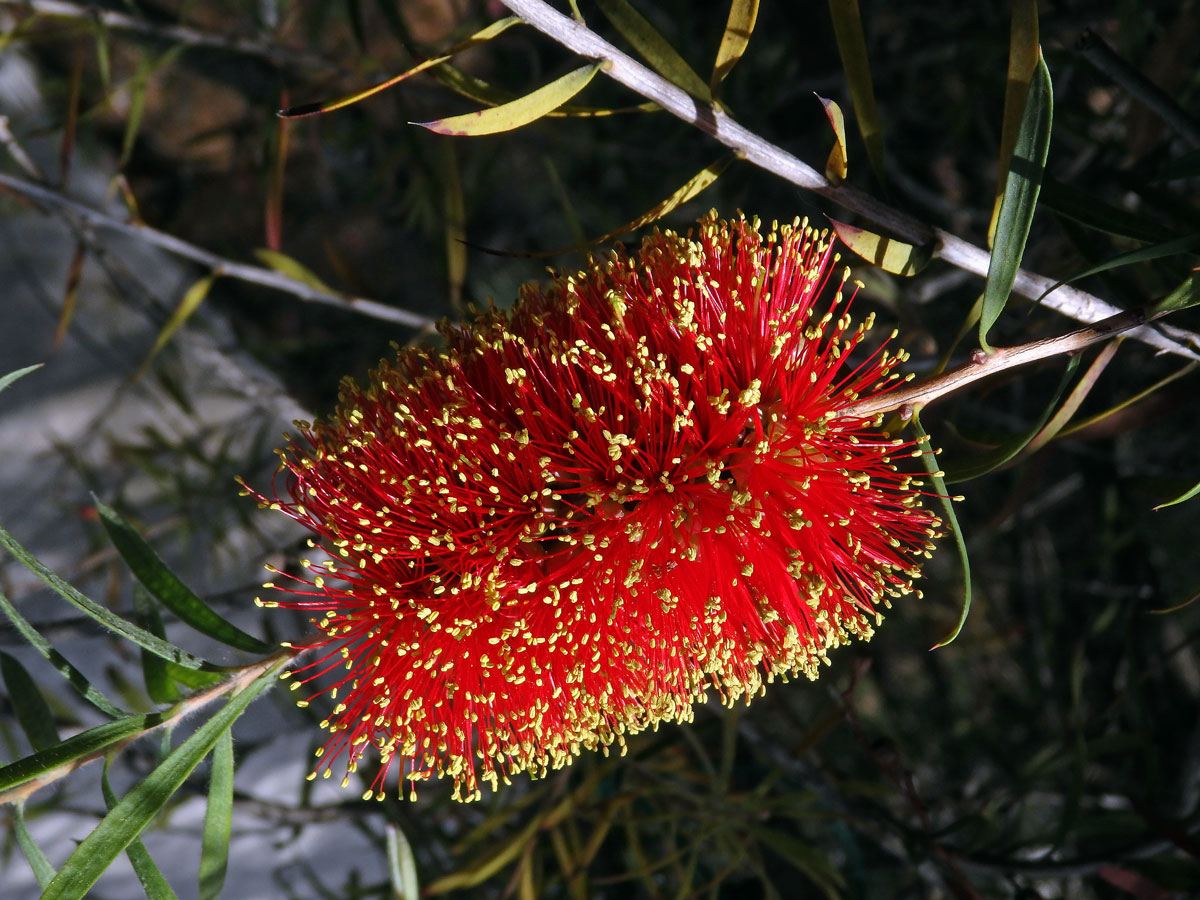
left=498, top=0, right=1199, bottom=362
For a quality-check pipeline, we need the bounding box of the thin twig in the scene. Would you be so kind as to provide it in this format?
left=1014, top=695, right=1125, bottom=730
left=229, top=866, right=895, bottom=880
left=498, top=0, right=1200, bottom=361
left=7, top=0, right=337, bottom=73
left=0, top=172, right=437, bottom=330
left=839, top=307, right=1162, bottom=420
left=0, top=648, right=299, bottom=806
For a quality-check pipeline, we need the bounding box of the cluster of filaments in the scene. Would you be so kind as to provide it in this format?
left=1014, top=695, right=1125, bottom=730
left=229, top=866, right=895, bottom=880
left=252, top=213, right=941, bottom=801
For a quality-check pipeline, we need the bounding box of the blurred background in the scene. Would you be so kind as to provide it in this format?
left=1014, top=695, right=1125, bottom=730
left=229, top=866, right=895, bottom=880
left=1, top=1, right=1199, bottom=897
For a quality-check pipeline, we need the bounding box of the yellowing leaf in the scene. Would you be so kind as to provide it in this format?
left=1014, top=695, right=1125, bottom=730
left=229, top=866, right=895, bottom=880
left=131, top=274, right=216, bottom=381
left=829, top=219, right=932, bottom=275
left=253, top=248, right=340, bottom=296
left=818, top=95, right=849, bottom=183
left=711, top=0, right=760, bottom=94
left=414, top=64, right=603, bottom=136
left=278, top=17, right=523, bottom=118
left=827, top=0, right=885, bottom=184
left=595, top=0, right=712, bottom=102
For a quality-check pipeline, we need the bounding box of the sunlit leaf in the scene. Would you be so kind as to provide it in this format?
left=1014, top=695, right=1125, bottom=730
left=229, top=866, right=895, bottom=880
left=131, top=274, right=216, bottom=382
left=40, top=665, right=281, bottom=900
left=829, top=219, right=932, bottom=275
left=13, top=802, right=56, bottom=888
left=199, top=727, right=234, bottom=900
left=980, top=53, right=1052, bottom=350
left=0, top=518, right=210, bottom=670
left=595, top=0, right=711, bottom=102
left=101, top=759, right=180, bottom=900
left=433, top=64, right=658, bottom=118
left=944, top=354, right=1081, bottom=483
left=989, top=0, right=1039, bottom=246
left=279, top=17, right=523, bottom=118
left=0, top=714, right=158, bottom=795
left=0, top=586, right=125, bottom=719
left=415, top=64, right=602, bottom=136
left=94, top=498, right=271, bottom=654
left=911, top=410, right=971, bottom=649
left=1149, top=271, right=1200, bottom=315
left=0, top=651, right=60, bottom=752
left=386, top=824, right=420, bottom=900
left=818, top=95, right=848, bottom=183
left=826, top=0, right=885, bottom=184
left=711, top=0, right=760, bottom=94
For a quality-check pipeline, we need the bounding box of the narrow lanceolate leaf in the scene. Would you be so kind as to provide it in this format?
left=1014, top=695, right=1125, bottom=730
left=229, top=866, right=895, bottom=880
left=829, top=219, right=932, bottom=275
left=0, top=651, right=60, bottom=751
left=94, top=499, right=271, bottom=654
left=120, top=53, right=154, bottom=166
left=414, top=64, right=603, bottom=136
left=911, top=411, right=971, bottom=649
left=40, top=665, right=281, bottom=900
left=198, top=727, right=234, bottom=900
left=710, top=0, right=760, bottom=95
left=132, top=274, right=216, bottom=381
left=101, top=759, right=180, bottom=900
left=0, top=363, right=43, bottom=394
left=990, top=0, right=1040, bottom=246
left=0, top=714, right=159, bottom=795
left=253, top=249, right=340, bottom=296
left=13, top=802, right=56, bottom=888
left=433, top=64, right=658, bottom=118
left=1023, top=340, right=1121, bottom=457
left=595, top=0, right=711, bottom=102
left=0, top=519, right=210, bottom=670
left=1154, top=479, right=1200, bottom=510
left=386, top=824, right=420, bottom=900
left=1037, top=233, right=1200, bottom=303
left=818, top=95, right=849, bottom=183
left=826, top=0, right=885, bottom=184
left=0, top=587, right=125, bottom=719
left=54, top=242, right=86, bottom=350
left=278, top=16, right=523, bottom=118
left=980, top=53, right=1053, bottom=351
left=944, top=354, right=1081, bottom=484
left=132, top=587, right=181, bottom=705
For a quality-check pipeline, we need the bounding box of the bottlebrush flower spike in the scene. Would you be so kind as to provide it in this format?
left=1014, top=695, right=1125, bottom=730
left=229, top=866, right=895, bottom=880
left=247, top=213, right=941, bottom=801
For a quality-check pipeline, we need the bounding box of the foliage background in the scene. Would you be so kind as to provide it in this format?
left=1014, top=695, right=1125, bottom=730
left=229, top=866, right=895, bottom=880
left=1, top=1, right=1199, bottom=898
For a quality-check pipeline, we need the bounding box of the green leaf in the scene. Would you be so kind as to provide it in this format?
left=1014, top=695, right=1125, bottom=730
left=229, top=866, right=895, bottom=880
left=1037, top=233, right=1200, bottom=303
left=0, top=714, right=158, bottom=795
left=164, top=662, right=226, bottom=690
left=989, top=0, right=1040, bottom=245
left=826, top=0, right=885, bottom=184
left=710, top=0, right=760, bottom=95
left=120, top=53, right=153, bottom=166
left=980, top=53, right=1053, bottom=350
left=1154, top=479, right=1200, bottom=510
left=386, top=824, right=420, bottom=900
left=13, top=802, right=57, bottom=888
left=132, top=587, right=181, bottom=705
left=199, top=727, right=234, bottom=900
left=414, top=64, right=603, bottom=136
left=0, top=587, right=125, bottom=719
left=0, top=518, right=210, bottom=670
left=40, top=665, right=281, bottom=900
left=101, top=758, right=181, bottom=900
left=0, top=651, right=60, bottom=751
left=911, top=411, right=972, bottom=649
left=594, top=0, right=711, bottom=102
left=944, top=354, right=1081, bottom=484
left=94, top=498, right=271, bottom=654
left=0, top=363, right=43, bottom=394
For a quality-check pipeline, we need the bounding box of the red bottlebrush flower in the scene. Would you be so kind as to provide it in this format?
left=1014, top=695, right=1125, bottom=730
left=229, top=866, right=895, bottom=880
left=248, top=213, right=940, bottom=801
